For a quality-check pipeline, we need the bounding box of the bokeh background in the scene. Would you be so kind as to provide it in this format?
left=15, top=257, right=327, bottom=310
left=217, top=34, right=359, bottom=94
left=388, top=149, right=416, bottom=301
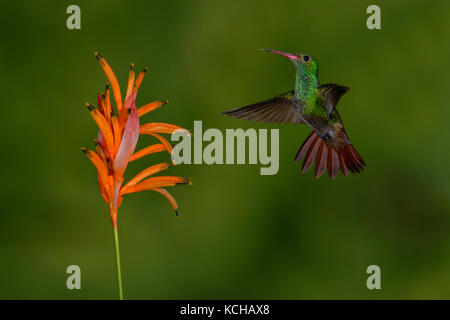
left=0, top=0, right=449, bottom=299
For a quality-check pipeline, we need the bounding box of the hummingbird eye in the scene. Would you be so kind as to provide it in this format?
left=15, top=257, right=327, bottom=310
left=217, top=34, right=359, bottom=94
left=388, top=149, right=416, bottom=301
left=303, top=55, right=310, bottom=62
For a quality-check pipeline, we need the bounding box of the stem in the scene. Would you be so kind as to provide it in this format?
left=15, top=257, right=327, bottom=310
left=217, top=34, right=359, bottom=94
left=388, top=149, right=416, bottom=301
left=113, top=225, right=124, bottom=300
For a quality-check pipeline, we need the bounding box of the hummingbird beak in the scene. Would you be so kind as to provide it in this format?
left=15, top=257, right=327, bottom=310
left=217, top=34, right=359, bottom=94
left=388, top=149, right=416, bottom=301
left=261, top=49, right=299, bottom=60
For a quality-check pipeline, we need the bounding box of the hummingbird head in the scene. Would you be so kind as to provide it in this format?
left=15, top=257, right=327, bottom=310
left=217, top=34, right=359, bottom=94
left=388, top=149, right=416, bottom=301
left=262, top=49, right=319, bottom=77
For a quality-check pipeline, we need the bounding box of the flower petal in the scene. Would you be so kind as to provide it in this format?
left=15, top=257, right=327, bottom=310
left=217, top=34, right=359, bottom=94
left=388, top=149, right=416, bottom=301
left=152, top=188, right=179, bottom=217
left=118, top=106, right=131, bottom=131
left=88, top=104, right=115, bottom=157
left=134, top=67, right=148, bottom=91
left=97, top=93, right=105, bottom=114
left=129, top=143, right=168, bottom=162
left=147, top=133, right=173, bottom=158
left=97, top=173, right=110, bottom=203
left=112, top=90, right=139, bottom=177
left=138, top=100, right=168, bottom=117
left=140, top=122, right=188, bottom=135
left=125, top=63, right=135, bottom=101
left=122, top=162, right=172, bottom=193
left=111, top=116, right=121, bottom=154
left=95, top=52, right=123, bottom=111
left=96, top=130, right=110, bottom=160
left=104, top=84, right=112, bottom=122
left=82, top=148, right=111, bottom=196
left=120, top=176, right=191, bottom=195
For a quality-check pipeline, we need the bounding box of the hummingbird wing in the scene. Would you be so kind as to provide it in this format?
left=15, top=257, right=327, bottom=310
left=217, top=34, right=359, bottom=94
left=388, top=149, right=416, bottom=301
left=318, top=84, right=350, bottom=118
left=221, top=91, right=304, bottom=124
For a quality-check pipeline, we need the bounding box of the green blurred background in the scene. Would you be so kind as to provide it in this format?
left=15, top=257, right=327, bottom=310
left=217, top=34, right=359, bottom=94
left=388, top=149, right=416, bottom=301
left=0, top=0, right=449, bottom=299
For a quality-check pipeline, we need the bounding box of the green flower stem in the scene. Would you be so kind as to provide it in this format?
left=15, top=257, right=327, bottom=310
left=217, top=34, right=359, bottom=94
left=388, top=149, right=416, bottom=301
left=113, top=225, right=124, bottom=300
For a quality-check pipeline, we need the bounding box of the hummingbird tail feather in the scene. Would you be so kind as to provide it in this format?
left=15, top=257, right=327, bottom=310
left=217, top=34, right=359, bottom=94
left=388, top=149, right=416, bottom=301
left=294, top=131, right=365, bottom=179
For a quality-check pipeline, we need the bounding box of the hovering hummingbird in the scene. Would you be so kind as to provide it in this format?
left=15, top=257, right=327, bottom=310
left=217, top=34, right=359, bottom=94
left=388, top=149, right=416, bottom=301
left=222, top=49, right=366, bottom=179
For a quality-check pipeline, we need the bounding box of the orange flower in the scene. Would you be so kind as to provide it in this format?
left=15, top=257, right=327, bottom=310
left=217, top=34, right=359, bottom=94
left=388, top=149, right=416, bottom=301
left=81, top=53, right=191, bottom=299
left=83, top=52, right=191, bottom=225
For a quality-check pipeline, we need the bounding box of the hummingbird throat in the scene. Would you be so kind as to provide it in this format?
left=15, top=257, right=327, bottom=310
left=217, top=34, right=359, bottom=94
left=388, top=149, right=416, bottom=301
left=294, top=69, right=319, bottom=101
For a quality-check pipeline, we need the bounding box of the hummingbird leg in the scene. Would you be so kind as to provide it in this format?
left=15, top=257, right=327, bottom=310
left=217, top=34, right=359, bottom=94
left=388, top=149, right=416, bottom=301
left=327, top=110, right=333, bottom=119
left=318, top=128, right=335, bottom=141
left=319, top=133, right=332, bottom=141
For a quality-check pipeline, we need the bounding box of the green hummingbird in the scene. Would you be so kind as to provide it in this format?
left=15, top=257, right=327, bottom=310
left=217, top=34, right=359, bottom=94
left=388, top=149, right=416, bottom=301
left=222, top=49, right=365, bottom=178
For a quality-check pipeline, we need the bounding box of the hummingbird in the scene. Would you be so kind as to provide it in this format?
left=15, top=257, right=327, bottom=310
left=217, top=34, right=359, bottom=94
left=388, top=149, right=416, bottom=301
left=222, top=49, right=365, bottom=178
